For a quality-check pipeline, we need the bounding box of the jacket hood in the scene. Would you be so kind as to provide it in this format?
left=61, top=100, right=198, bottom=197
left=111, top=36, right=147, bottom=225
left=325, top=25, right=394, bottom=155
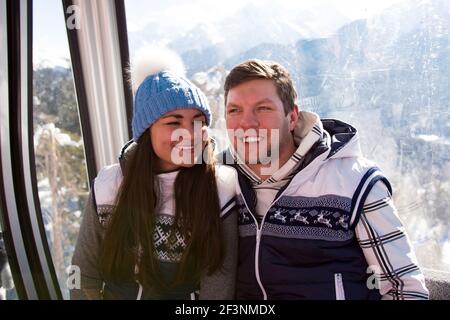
left=118, top=139, right=137, bottom=174
left=272, top=112, right=364, bottom=182
left=320, top=117, right=362, bottom=160
left=293, top=110, right=363, bottom=160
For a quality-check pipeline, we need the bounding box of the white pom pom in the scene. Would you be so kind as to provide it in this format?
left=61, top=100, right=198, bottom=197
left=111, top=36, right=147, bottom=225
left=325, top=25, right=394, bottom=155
left=129, top=45, right=186, bottom=92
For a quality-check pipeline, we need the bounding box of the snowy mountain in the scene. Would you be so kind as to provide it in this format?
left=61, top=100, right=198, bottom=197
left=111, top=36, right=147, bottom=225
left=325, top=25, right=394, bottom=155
left=214, top=0, right=450, bottom=131
left=128, top=0, right=450, bottom=173
left=128, top=2, right=351, bottom=74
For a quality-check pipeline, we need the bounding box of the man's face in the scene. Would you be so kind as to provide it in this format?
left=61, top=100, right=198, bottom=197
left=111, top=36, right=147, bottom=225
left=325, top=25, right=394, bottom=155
left=225, top=79, right=298, bottom=170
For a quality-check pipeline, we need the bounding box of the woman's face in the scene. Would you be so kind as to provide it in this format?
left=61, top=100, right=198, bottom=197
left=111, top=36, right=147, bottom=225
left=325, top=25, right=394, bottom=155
left=150, top=108, right=208, bottom=172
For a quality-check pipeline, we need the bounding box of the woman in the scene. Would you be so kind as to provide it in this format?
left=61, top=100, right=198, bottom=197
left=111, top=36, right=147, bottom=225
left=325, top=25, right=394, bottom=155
left=70, top=51, right=237, bottom=300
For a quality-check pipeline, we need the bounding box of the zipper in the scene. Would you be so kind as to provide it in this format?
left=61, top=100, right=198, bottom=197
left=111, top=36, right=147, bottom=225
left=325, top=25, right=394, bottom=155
left=334, top=273, right=346, bottom=300
left=236, top=143, right=329, bottom=300
left=239, top=194, right=267, bottom=300
left=239, top=188, right=290, bottom=300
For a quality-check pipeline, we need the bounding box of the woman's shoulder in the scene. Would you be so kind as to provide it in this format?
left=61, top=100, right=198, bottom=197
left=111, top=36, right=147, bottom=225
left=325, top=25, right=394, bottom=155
left=214, top=165, right=238, bottom=217
left=214, top=165, right=237, bottom=190
left=94, top=163, right=123, bottom=206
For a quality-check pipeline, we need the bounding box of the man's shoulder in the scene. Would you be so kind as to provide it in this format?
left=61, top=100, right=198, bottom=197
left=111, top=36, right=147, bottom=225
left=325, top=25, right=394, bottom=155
left=316, top=156, right=392, bottom=198
left=322, top=156, right=381, bottom=178
left=288, top=155, right=387, bottom=195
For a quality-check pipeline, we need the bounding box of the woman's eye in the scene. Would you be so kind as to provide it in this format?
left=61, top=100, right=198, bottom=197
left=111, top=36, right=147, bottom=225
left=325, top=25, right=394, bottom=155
left=166, top=122, right=180, bottom=126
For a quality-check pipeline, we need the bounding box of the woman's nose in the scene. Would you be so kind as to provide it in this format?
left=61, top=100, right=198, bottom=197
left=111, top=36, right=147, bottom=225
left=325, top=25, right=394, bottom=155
left=178, top=121, right=204, bottom=144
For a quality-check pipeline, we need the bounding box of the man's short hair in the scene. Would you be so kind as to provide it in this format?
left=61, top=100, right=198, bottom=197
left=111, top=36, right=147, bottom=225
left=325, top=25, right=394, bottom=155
left=224, top=59, right=298, bottom=115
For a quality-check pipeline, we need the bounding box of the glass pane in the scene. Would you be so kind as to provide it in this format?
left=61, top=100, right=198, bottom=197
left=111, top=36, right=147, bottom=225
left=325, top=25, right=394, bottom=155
left=33, top=0, right=89, bottom=299
left=125, top=0, right=450, bottom=271
left=0, top=228, right=17, bottom=300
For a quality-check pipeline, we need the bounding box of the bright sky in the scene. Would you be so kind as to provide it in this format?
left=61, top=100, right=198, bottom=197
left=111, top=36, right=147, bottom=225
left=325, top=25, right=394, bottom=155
left=33, top=0, right=407, bottom=67
left=124, top=0, right=407, bottom=32
left=33, top=1, right=69, bottom=67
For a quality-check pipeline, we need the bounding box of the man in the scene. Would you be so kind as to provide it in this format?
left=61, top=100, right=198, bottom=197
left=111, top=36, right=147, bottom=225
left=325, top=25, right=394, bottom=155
left=221, top=59, right=429, bottom=300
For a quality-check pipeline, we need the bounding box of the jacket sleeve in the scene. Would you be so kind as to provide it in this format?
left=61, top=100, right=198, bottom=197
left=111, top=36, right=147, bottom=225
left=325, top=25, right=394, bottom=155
left=199, top=203, right=238, bottom=300
left=70, top=189, right=105, bottom=300
left=354, top=180, right=429, bottom=300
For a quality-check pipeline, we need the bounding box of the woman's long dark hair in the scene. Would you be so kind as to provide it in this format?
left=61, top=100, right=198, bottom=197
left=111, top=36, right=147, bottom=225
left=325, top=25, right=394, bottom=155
left=98, top=129, right=224, bottom=290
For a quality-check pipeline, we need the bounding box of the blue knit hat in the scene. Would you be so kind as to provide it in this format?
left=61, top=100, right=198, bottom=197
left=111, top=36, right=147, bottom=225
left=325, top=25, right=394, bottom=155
left=131, top=49, right=212, bottom=141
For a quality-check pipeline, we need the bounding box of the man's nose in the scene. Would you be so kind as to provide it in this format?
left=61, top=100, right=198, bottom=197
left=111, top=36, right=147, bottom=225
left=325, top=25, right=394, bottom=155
left=239, top=111, right=259, bottom=129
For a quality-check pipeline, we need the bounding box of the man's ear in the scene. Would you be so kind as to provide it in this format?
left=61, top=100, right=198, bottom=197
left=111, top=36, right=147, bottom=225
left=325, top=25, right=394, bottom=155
left=288, top=105, right=299, bottom=132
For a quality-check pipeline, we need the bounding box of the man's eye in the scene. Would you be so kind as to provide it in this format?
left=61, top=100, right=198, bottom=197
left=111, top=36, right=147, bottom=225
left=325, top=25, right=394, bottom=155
left=227, top=108, right=239, bottom=114
left=258, top=106, right=271, bottom=111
